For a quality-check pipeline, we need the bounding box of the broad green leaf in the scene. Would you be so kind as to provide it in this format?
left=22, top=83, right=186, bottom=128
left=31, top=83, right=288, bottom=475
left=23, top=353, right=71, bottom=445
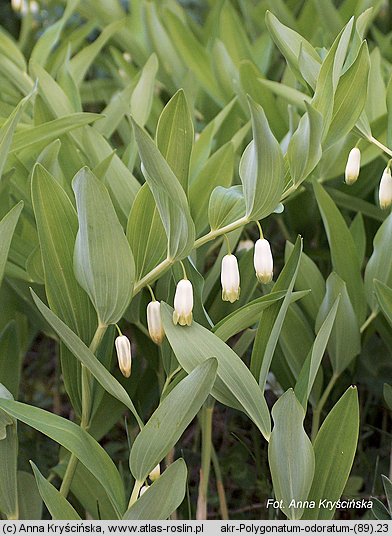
left=30, top=0, right=79, bottom=68
left=0, top=321, right=21, bottom=399
left=257, top=79, right=310, bottom=110
left=316, top=273, right=360, bottom=375
left=69, top=20, right=125, bottom=86
left=371, top=498, right=391, bottom=520
left=0, top=386, right=17, bottom=520
left=0, top=89, right=35, bottom=181
left=304, top=387, right=359, bottom=519
left=365, top=214, right=392, bottom=312
left=295, top=297, right=340, bottom=408
left=156, top=89, right=193, bottom=192
left=285, top=242, right=325, bottom=321
left=312, top=19, right=354, bottom=136
left=268, top=389, right=315, bottom=520
left=190, top=142, right=234, bottom=235
left=375, top=280, right=392, bottom=328
left=324, top=42, right=370, bottom=147
left=239, top=98, right=284, bottom=220
left=251, top=236, right=302, bottom=389
left=30, top=290, right=143, bottom=430
left=265, top=11, right=321, bottom=86
left=350, top=212, right=366, bottom=267
left=73, top=167, right=135, bottom=325
left=287, top=103, right=323, bottom=185
left=0, top=398, right=125, bottom=518
left=17, top=471, right=42, bottom=520
left=127, top=184, right=166, bottom=281
left=384, top=383, right=392, bottom=411
left=130, top=359, right=217, bottom=481
left=208, top=185, right=246, bottom=231
left=54, top=455, right=118, bottom=520
left=313, top=181, right=366, bottom=323
left=382, top=475, right=392, bottom=515
left=11, top=113, right=101, bottom=153
left=214, top=291, right=286, bottom=341
left=95, top=83, right=134, bottom=138
left=162, top=10, right=224, bottom=105
left=123, top=459, right=187, bottom=520
left=130, top=53, right=158, bottom=127
left=0, top=202, right=23, bottom=288
left=132, top=120, right=195, bottom=261
left=31, top=462, right=81, bottom=520
left=161, top=304, right=271, bottom=440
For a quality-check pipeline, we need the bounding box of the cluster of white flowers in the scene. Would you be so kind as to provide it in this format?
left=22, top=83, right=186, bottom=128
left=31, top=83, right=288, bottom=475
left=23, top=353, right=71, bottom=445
left=114, top=234, right=274, bottom=377
left=345, top=147, right=392, bottom=210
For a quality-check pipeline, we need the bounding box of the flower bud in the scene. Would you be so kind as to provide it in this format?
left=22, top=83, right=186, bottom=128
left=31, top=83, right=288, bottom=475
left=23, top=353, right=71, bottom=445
left=345, top=147, right=361, bottom=185
left=173, top=279, right=193, bottom=326
left=147, top=301, right=165, bottom=344
left=115, top=335, right=132, bottom=378
left=254, top=238, right=273, bottom=284
left=149, top=463, right=160, bottom=482
left=139, top=485, right=149, bottom=496
left=221, top=254, right=240, bottom=303
left=379, top=167, right=392, bottom=210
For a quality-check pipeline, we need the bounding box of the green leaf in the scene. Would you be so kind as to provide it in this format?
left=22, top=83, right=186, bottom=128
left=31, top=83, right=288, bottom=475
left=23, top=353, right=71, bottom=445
left=31, top=462, right=81, bottom=520
left=265, top=11, right=321, bottom=86
left=365, top=214, right=392, bottom=312
left=0, top=202, right=23, bottom=288
left=313, top=181, right=366, bottom=324
left=131, top=53, right=158, bottom=127
left=384, top=383, right=392, bottom=411
left=30, top=0, right=79, bottom=68
left=190, top=142, right=234, bottom=235
left=0, top=397, right=125, bottom=518
left=11, top=113, right=101, bottom=153
left=130, top=359, right=217, bottom=481
left=382, top=475, right=392, bottom=515
left=69, top=20, right=125, bottom=86
left=316, top=273, right=360, bottom=375
left=73, top=167, right=135, bottom=325
left=295, top=297, right=340, bottom=408
left=123, top=459, right=187, bottom=520
left=161, top=304, right=271, bottom=440
left=251, top=236, right=302, bottom=389
left=132, top=120, right=195, bottom=261
left=156, top=89, right=193, bottom=192
left=17, top=471, right=42, bottom=520
left=0, top=321, right=21, bottom=399
left=127, top=184, right=166, bottom=281
left=374, top=280, right=392, bottom=328
left=30, top=290, right=143, bottom=430
left=240, top=98, right=284, bottom=220
left=284, top=242, right=325, bottom=321
left=208, top=185, right=246, bottom=231
left=304, top=386, right=359, bottom=519
left=324, top=42, right=370, bottom=147
left=268, top=389, right=315, bottom=520
left=0, top=386, right=17, bottom=520
left=0, top=89, right=35, bottom=181
left=287, top=103, right=323, bottom=185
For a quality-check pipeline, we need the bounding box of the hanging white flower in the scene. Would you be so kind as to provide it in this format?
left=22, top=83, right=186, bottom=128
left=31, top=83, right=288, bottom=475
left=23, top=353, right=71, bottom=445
left=254, top=238, right=273, bottom=284
left=173, top=279, right=193, bottom=326
left=115, top=335, right=132, bottom=378
left=344, top=147, right=361, bottom=185
left=379, top=167, right=392, bottom=210
left=149, top=463, right=160, bottom=482
left=221, top=254, right=240, bottom=303
left=147, top=301, right=165, bottom=344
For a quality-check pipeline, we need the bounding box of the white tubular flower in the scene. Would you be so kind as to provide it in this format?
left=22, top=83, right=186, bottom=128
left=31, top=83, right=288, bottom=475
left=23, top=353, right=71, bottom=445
left=149, top=463, right=160, bottom=482
left=379, top=167, right=392, bottom=210
left=115, top=335, right=132, bottom=378
left=345, top=147, right=361, bottom=185
left=173, top=279, right=193, bottom=326
left=147, top=301, right=165, bottom=344
left=254, top=239, right=273, bottom=284
left=139, top=485, right=149, bottom=496
left=221, top=254, right=240, bottom=303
